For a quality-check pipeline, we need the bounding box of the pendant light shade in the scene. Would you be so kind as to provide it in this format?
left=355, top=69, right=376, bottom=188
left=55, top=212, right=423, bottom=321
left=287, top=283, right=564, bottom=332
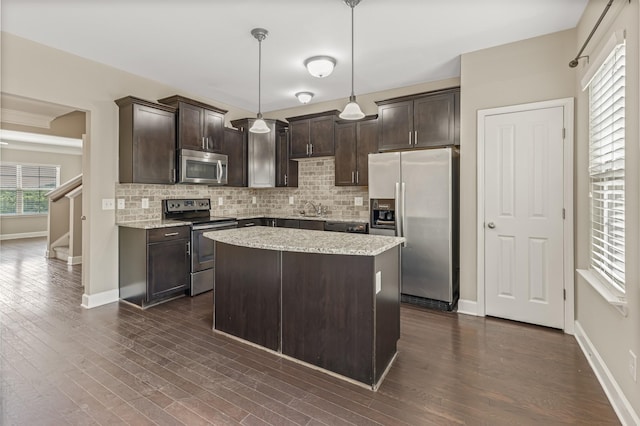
left=250, top=116, right=271, bottom=133
left=249, top=28, right=271, bottom=134
left=339, top=0, right=365, bottom=120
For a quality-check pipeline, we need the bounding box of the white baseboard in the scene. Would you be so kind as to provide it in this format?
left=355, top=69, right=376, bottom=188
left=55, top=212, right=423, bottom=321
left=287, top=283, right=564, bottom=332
left=457, top=299, right=479, bottom=316
left=0, top=231, right=47, bottom=241
left=81, top=289, right=119, bottom=309
left=574, top=321, right=640, bottom=426
left=67, top=255, right=82, bottom=265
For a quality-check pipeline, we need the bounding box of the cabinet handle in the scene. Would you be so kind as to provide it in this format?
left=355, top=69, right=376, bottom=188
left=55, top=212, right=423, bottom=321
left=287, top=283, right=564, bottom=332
left=306, top=144, right=309, bottom=155
left=186, top=241, right=191, bottom=255
left=356, top=170, right=359, bottom=184
left=352, top=171, right=355, bottom=183
left=202, top=137, right=206, bottom=150
left=284, top=174, right=288, bottom=185
left=409, top=131, right=412, bottom=145
left=244, top=222, right=255, bottom=227
left=164, top=232, right=179, bottom=237
left=310, top=144, right=313, bottom=155
left=414, top=130, right=418, bottom=145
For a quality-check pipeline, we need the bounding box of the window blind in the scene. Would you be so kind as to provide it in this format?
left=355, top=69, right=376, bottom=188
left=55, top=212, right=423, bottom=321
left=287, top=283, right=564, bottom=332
left=0, top=164, right=60, bottom=215
left=588, top=41, right=625, bottom=292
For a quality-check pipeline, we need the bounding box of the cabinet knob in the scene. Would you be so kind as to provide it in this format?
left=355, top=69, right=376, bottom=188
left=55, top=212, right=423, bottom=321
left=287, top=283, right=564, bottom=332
left=487, top=222, right=496, bottom=229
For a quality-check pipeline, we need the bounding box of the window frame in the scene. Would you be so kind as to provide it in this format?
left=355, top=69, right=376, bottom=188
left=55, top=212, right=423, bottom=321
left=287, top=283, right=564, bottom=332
left=0, top=162, right=61, bottom=217
left=586, top=40, right=626, bottom=295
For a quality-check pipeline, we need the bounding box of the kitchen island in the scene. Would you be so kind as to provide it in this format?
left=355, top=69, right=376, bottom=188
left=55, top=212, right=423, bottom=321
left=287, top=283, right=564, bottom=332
left=204, top=226, right=405, bottom=390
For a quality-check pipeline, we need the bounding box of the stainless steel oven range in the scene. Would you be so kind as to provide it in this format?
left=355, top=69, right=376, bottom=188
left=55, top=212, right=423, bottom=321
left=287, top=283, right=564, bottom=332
left=162, top=198, right=237, bottom=296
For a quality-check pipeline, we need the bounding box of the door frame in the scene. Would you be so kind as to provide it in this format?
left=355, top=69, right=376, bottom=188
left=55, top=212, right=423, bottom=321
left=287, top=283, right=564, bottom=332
left=476, top=98, right=574, bottom=334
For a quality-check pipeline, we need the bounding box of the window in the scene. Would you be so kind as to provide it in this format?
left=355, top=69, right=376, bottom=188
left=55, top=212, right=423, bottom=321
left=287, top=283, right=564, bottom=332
left=588, top=41, right=625, bottom=292
left=0, top=164, right=60, bottom=215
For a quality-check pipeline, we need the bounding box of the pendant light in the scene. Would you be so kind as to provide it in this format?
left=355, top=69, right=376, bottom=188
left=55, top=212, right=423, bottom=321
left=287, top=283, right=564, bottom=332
left=339, top=0, right=365, bottom=120
left=249, top=28, right=271, bottom=134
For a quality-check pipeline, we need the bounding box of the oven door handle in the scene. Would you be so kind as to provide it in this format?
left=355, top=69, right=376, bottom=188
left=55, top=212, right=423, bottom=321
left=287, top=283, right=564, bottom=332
left=192, top=222, right=238, bottom=231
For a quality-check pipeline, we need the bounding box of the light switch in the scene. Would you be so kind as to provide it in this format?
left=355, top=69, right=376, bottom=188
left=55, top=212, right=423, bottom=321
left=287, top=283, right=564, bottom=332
left=141, top=198, right=149, bottom=209
left=102, top=199, right=115, bottom=210
left=218, top=197, right=224, bottom=206
left=354, top=197, right=363, bottom=206
left=117, top=198, right=125, bottom=209
left=252, top=196, right=257, bottom=204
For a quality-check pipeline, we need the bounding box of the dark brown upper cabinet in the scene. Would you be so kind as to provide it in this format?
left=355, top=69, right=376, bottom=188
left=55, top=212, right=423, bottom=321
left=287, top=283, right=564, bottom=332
left=334, top=115, right=378, bottom=186
left=276, top=127, right=298, bottom=187
left=376, top=88, right=460, bottom=151
left=222, top=127, right=247, bottom=187
left=115, top=96, right=177, bottom=184
left=158, top=95, right=227, bottom=153
left=287, top=110, right=339, bottom=159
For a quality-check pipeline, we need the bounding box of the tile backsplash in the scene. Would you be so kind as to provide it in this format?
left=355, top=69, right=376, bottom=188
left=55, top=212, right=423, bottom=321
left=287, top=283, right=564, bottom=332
left=115, top=158, right=369, bottom=222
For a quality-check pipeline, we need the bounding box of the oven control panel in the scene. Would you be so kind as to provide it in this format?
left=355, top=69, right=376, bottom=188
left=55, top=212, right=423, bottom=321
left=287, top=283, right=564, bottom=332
left=164, top=198, right=211, bottom=213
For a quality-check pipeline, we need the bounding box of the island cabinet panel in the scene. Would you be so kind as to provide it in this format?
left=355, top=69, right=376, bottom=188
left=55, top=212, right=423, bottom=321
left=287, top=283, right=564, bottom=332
left=281, top=252, right=375, bottom=384
left=373, top=246, right=401, bottom=382
left=214, top=242, right=280, bottom=351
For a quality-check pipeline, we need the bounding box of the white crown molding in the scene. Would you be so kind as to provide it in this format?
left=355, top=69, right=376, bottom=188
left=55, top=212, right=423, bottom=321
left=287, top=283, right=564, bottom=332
left=0, top=129, right=82, bottom=155
left=1, top=108, right=55, bottom=128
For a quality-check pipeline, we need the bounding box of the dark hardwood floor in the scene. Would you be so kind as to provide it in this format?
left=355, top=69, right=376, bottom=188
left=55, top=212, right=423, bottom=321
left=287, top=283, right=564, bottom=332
left=1, top=237, right=619, bottom=425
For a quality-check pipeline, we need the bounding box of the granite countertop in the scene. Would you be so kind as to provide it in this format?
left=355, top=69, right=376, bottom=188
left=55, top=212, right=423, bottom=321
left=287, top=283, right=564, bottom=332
left=236, top=214, right=366, bottom=223
left=118, top=214, right=367, bottom=229
left=204, top=226, right=405, bottom=256
left=116, top=219, right=191, bottom=229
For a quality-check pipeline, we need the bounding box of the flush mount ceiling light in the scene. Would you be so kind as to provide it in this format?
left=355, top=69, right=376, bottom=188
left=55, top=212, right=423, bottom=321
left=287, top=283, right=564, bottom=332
left=304, top=56, right=336, bottom=78
left=339, top=0, right=365, bottom=120
left=249, top=28, right=271, bottom=134
left=295, top=91, right=314, bottom=104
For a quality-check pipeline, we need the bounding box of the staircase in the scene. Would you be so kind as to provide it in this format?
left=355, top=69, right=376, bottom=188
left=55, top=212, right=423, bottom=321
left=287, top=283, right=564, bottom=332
left=45, top=174, right=82, bottom=265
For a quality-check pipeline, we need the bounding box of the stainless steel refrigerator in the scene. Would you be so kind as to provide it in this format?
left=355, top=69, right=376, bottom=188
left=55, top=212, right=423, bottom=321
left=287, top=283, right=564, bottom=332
left=368, top=148, right=459, bottom=310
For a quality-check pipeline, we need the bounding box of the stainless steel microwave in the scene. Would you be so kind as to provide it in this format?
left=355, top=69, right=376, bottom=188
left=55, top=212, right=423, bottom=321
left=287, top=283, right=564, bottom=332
left=178, top=149, right=228, bottom=185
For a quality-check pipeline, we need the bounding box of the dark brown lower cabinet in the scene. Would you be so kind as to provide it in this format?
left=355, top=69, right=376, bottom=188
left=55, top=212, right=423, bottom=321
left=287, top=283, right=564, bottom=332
left=214, top=243, right=280, bottom=351
left=212, top=241, right=400, bottom=388
left=119, top=226, right=190, bottom=308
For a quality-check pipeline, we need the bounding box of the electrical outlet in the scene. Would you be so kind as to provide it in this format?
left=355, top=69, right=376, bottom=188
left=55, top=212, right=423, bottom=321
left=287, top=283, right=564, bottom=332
left=117, top=198, right=125, bottom=209
left=354, top=196, right=363, bottom=206
left=141, top=198, right=149, bottom=209
left=630, top=350, right=637, bottom=382
left=102, top=198, right=115, bottom=210
left=252, top=196, right=257, bottom=204
left=289, top=196, right=294, bottom=205
left=218, top=197, right=224, bottom=206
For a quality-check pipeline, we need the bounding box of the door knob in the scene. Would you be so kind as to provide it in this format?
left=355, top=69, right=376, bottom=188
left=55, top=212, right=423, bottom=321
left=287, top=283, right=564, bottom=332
left=487, top=222, right=496, bottom=229
left=81, top=216, right=87, bottom=220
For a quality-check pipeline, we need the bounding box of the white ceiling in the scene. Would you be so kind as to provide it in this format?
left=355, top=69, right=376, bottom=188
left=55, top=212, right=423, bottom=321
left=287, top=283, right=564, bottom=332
left=2, top=0, right=587, bottom=113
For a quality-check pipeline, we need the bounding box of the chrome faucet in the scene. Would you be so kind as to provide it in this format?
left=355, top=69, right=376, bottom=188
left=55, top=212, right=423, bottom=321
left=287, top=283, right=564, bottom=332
left=302, top=200, right=319, bottom=216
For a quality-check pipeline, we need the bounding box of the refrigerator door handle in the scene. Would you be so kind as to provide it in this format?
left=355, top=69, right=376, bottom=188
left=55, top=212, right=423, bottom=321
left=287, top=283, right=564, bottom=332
left=401, top=182, right=407, bottom=242
left=394, top=182, right=401, bottom=238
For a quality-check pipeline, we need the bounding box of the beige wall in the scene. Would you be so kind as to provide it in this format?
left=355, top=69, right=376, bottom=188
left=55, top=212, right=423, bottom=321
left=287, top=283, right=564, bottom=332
left=574, top=0, right=640, bottom=416
left=1, top=32, right=254, bottom=296
left=459, top=29, right=577, bottom=301
left=0, top=147, right=82, bottom=237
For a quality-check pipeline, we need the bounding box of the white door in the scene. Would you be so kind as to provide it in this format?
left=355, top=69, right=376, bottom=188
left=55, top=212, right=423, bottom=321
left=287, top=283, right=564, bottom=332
left=484, top=106, right=565, bottom=329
